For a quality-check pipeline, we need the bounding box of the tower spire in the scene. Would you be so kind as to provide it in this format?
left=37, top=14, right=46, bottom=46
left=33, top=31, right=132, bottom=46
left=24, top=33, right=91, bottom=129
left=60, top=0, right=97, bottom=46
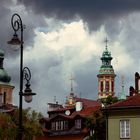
left=104, top=37, right=109, bottom=50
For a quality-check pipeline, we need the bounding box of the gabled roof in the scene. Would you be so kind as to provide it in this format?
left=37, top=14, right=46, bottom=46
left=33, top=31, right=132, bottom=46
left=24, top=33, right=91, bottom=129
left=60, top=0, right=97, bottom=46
left=106, top=94, right=140, bottom=109
left=47, top=98, right=101, bottom=121
left=71, top=106, right=101, bottom=118
left=75, top=97, right=101, bottom=108
left=48, top=106, right=74, bottom=113
left=48, top=97, right=101, bottom=114
left=47, top=106, right=101, bottom=121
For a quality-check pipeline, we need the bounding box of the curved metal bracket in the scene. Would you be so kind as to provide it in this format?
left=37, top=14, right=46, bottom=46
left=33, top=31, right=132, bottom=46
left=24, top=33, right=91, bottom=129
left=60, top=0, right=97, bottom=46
left=11, top=13, right=23, bottom=35
left=23, top=67, right=31, bottom=84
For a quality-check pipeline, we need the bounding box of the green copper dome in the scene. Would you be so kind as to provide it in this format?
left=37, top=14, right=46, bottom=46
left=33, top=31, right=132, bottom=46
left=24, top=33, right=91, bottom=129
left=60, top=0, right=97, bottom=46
left=0, top=68, right=11, bottom=83
left=101, top=47, right=112, bottom=61
left=0, top=49, right=11, bottom=83
left=98, top=45, right=115, bottom=75
left=0, top=49, right=4, bottom=59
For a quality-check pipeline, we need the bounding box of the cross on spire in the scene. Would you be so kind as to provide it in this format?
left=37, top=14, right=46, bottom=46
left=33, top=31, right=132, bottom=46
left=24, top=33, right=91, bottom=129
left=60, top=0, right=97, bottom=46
left=104, top=37, right=109, bottom=50
left=70, top=74, right=75, bottom=92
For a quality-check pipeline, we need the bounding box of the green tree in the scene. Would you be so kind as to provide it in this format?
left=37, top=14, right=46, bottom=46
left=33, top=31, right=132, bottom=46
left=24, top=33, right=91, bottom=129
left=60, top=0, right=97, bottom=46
left=101, top=95, right=118, bottom=106
left=0, top=112, right=17, bottom=140
left=11, top=108, right=43, bottom=140
left=85, top=109, right=106, bottom=140
left=0, top=108, right=43, bottom=140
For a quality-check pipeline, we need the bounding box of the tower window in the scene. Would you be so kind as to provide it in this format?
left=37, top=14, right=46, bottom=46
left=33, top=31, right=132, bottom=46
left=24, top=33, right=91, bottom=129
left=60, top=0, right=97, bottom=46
left=105, top=81, right=109, bottom=92
left=106, top=61, right=109, bottom=65
left=101, top=81, right=103, bottom=92
left=111, top=81, right=114, bottom=92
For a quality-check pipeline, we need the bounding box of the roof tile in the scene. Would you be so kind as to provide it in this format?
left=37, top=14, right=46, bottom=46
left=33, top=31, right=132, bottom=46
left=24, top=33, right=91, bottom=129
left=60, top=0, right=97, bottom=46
left=107, top=94, right=140, bottom=109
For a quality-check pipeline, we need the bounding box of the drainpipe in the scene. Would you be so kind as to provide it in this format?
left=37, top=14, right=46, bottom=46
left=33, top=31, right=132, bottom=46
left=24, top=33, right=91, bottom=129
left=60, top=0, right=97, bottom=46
left=105, top=110, right=108, bottom=140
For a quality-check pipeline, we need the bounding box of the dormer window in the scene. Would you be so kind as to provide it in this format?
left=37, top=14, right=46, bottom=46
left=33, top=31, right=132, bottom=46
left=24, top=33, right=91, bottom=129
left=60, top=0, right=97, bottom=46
left=75, top=119, right=81, bottom=129
left=51, top=121, right=68, bottom=131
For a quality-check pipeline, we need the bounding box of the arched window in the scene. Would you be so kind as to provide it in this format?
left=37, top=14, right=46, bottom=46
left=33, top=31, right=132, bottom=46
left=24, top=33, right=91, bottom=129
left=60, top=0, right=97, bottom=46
left=111, top=81, right=114, bottom=92
left=106, top=81, right=109, bottom=92
left=100, top=81, right=103, bottom=92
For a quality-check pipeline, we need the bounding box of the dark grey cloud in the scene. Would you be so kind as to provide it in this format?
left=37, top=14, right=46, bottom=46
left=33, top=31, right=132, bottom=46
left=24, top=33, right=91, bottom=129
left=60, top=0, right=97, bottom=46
left=0, top=0, right=47, bottom=57
left=75, top=57, right=99, bottom=99
left=18, top=0, right=140, bottom=29
left=0, top=0, right=139, bottom=115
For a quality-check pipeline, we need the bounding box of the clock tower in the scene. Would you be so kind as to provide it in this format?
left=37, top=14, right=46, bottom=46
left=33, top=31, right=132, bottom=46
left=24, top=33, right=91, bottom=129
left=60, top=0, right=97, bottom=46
left=97, top=39, right=116, bottom=99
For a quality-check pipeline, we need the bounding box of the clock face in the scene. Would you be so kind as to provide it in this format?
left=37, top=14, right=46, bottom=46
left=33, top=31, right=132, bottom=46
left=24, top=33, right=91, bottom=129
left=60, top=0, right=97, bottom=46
left=65, top=110, right=70, bottom=115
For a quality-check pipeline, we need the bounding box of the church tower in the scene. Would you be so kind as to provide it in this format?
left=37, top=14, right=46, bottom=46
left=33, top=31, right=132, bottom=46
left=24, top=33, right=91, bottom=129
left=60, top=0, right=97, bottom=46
left=0, top=49, right=14, bottom=106
left=97, top=39, right=116, bottom=99
left=65, top=75, right=76, bottom=107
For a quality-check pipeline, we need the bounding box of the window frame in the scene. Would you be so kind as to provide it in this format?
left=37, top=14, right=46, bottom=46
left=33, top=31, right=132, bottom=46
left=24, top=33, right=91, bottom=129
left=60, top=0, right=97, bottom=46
left=51, top=120, right=68, bottom=131
left=75, top=119, right=82, bottom=129
left=120, top=120, right=130, bottom=139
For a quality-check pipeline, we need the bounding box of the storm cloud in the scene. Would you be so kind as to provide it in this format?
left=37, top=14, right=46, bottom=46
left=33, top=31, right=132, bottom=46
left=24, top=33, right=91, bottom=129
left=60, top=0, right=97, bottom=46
left=18, top=0, right=140, bottom=29
left=0, top=0, right=139, bottom=115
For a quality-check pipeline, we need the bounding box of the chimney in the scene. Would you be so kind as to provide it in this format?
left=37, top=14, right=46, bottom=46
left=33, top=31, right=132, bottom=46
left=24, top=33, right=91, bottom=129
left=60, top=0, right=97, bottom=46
left=135, top=72, right=139, bottom=93
left=129, top=86, right=135, bottom=96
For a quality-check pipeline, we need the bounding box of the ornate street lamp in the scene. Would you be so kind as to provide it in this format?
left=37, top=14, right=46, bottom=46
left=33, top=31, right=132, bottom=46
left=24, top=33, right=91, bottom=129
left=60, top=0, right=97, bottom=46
left=7, top=13, right=36, bottom=139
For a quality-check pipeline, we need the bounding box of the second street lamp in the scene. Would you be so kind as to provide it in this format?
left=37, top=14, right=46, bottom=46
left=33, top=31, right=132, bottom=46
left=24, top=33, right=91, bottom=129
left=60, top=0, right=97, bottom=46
left=7, top=13, right=36, bottom=139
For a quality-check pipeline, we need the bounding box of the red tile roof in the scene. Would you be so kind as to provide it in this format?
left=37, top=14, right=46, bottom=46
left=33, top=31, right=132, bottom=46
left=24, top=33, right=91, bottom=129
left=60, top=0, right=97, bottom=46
left=75, top=97, right=101, bottom=108
left=48, top=107, right=99, bottom=120
left=107, top=94, right=140, bottom=109
left=47, top=98, right=101, bottom=120
left=48, top=98, right=101, bottom=114
left=48, top=106, right=74, bottom=113
left=78, top=106, right=101, bottom=117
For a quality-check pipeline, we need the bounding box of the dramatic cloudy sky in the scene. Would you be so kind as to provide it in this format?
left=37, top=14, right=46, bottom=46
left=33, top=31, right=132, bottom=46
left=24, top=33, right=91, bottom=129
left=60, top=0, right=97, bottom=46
left=1, top=0, right=140, bottom=115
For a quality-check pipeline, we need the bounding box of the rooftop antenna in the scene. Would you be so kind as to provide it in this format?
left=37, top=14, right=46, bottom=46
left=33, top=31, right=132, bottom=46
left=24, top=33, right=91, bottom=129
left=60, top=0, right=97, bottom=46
left=120, top=75, right=126, bottom=100
left=70, top=74, right=75, bottom=92
left=54, top=96, right=56, bottom=103
left=79, top=92, right=82, bottom=98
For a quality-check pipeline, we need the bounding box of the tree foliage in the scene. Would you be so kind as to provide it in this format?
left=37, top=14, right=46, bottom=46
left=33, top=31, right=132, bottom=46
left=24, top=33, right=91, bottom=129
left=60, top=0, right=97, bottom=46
left=101, top=95, right=118, bottom=106
left=0, top=108, right=43, bottom=140
left=85, top=109, right=106, bottom=140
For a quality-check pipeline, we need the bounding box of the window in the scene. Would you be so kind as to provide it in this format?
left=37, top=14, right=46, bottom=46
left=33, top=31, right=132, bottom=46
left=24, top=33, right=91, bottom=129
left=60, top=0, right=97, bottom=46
left=105, top=81, right=109, bottom=92
left=111, top=81, right=114, bottom=92
left=100, top=81, right=103, bottom=92
left=51, top=122, right=55, bottom=130
left=120, top=120, right=130, bottom=138
left=0, top=94, right=3, bottom=106
left=51, top=121, right=68, bottom=131
left=60, top=121, right=63, bottom=130
left=75, top=119, right=81, bottom=129
left=63, top=120, right=68, bottom=130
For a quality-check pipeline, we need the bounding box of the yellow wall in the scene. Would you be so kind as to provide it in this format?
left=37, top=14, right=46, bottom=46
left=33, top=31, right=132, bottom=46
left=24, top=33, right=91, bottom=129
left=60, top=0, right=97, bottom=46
left=108, top=110, right=140, bottom=140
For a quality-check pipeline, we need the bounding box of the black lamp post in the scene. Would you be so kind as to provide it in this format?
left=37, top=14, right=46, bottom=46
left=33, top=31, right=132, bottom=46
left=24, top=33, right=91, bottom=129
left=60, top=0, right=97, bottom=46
left=7, top=13, right=36, bottom=140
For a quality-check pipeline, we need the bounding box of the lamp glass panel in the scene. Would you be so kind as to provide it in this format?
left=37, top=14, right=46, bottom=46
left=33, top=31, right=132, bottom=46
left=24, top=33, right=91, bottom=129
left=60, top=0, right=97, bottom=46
left=24, top=95, right=32, bottom=103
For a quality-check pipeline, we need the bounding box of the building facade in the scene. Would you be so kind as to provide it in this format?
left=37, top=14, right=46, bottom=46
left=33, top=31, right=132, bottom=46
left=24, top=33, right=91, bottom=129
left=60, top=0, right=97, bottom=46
left=0, top=49, right=15, bottom=112
left=105, top=72, right=140, bottom=140
left=38, top=91, right=101, bottom=140
left=105, top=94, right=140, bottom=140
